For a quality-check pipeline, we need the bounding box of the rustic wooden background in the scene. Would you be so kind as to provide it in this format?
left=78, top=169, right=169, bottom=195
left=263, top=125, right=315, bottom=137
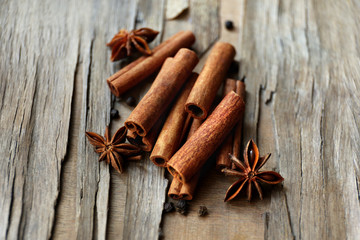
left=1, top=0, right=360, bottom=239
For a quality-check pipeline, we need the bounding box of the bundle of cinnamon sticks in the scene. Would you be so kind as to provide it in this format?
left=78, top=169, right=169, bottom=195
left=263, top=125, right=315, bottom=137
left=107, top=31, right=247, bottom=201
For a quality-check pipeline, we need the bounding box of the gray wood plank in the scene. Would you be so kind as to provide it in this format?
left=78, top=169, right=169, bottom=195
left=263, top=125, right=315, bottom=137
left=107, top=0, right=168, bottom=240
left=72, top=1, right=137, bottom=240
left=0, top=0, right=138, bottom=239
left=0, top=0, right=79, bottom=239
left=240, top=0, right=360, bottom=239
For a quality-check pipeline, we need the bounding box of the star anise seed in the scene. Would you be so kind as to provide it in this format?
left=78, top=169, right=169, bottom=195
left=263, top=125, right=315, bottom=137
left=85, top=126, right=142, bottom=173
left=107, top=28, right=159, bottom=61
left=222, top=139, right=284, bottom=202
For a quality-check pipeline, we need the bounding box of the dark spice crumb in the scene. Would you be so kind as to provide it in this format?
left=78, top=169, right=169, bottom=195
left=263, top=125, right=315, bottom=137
left=110, top=108, right=120, bottom=120
left=176, top=199, right=187, bottom=209
left=198, top=206, right=208, bottom=217
left=225, top=20, right=234, bottom=30
left=125, top=96, right=137, bottom=107
left=163, top=202, right=175, bottom=213
left=175, top=200, right=188, bottom=215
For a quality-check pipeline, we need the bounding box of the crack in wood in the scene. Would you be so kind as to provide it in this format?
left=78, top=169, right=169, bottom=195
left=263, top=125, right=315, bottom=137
left=298, top=130, right=303, bottom=240
left=85, top=38, right=94, bottom=121
left=283, top=192, right=296, bottom=240
left=263, top=212, right=270, bottom=240
left=50, top=40, right=81, bottom=239
left=5, top=170, right=16, bottom=240
left=356, top=174, right=360, bottom=202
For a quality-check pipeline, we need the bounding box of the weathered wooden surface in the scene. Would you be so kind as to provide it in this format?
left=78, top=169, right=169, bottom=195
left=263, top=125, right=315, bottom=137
left=0, top=0, right=78, bottom=239
left=240, top=1, right=360, bottom=239
left=1, top=0, right=359, bottom=239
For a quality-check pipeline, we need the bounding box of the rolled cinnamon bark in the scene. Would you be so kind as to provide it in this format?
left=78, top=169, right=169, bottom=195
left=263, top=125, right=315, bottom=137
left=127, top=115, right=166, bottom=152
left=168, top=172, right=201, bottom=200
left=107, top=31, right=196, bottom=96
left=168, top=179, right=182, bottom=200
left=185, top=42, right=236, bottom=119
left=168, top=119, right=202, bottom=200
left=150, top=73, right=198, bottom=167
left=168, top=91, right=245, bottom=183
left=215, top=79, right=237, bottom=170
left=124, top=48, right=198, bottom=137
left=232, top=79, right=246, bottom=159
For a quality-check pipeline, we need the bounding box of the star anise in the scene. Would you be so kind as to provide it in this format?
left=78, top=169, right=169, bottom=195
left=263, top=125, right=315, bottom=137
left=85, top=126, right=142, bottom=173
left=107, top=28, right=159, bottom=61
left=222, top=139, right=284, bottom=202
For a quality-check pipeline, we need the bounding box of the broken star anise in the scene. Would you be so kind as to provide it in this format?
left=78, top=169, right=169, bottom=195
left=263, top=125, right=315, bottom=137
left=222, top=139, right=284, bottom=202
left=107, top=28, right=159, bottom=61
left=85, top=126, right=142, bottom=173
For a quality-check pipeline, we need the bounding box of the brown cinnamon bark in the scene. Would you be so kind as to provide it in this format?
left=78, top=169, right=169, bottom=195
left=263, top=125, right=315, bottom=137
left=168, top=179, right=182, bottom=200
left=168, top=91, right=245, bottom=183
left=185, top=42, right=236, bottom=119
left=150, top=73, right=198, bottom=167
left=124, top=48, right=198, bottom=137
left=107, top=30, right=196, bottom=96
left=215, top=79, right=237, bottom=170
left=168, top=172, right=201, bottom=200
left=232, top=79, right=246, bottom=159
left=168, top=119, right=202, bottom=200
left=127, top=115, right=166, bottom=152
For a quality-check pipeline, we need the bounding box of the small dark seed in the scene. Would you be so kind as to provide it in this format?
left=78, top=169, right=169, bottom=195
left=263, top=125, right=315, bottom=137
left=176, top=200, right=187, bottom=210
left=125, top=96, right=137, bottom=107
left=163, top=202, right=175, bottom=213
left=175, top=200, right=188, bottom=215
left=225, top=20, right=234, bottom=30
left=110, top=108, right=120, bottom=120
left=198, top=206, right=208, bottom=217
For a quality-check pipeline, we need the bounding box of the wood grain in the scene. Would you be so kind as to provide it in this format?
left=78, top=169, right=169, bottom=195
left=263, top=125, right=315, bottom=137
left=163, top=0, right=220, bottom=56
left=0, top=0, right=79, bottom=239
left=107, top=1, right=168, bottom=240
left=1, top=0, right=360, bottom=239
left=240, top=0, right=360, bottom=239
left=53, top=0, right=137, bottom=239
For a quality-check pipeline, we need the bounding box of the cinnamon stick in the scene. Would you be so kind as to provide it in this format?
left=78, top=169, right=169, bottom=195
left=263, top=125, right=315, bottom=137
left=150, top=73, right=198, bottom=167
left=127, top=114, right=166, bottom=152
left=167, top=91, right=245, bottom=183
left=232, top=79, right=246, bottom=159
left=168, top=172, right=201, bottom=200
left=168, top=179, right=183, bottom=199
left=185, top=42, right=236, bottom=119
left=124, top=48, right=198, bottom=137
left=215, top=79, right=237, bottom=170
left=168, top=119, right=202, bottom=200
left=107, top=31, right=196, bottom=96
